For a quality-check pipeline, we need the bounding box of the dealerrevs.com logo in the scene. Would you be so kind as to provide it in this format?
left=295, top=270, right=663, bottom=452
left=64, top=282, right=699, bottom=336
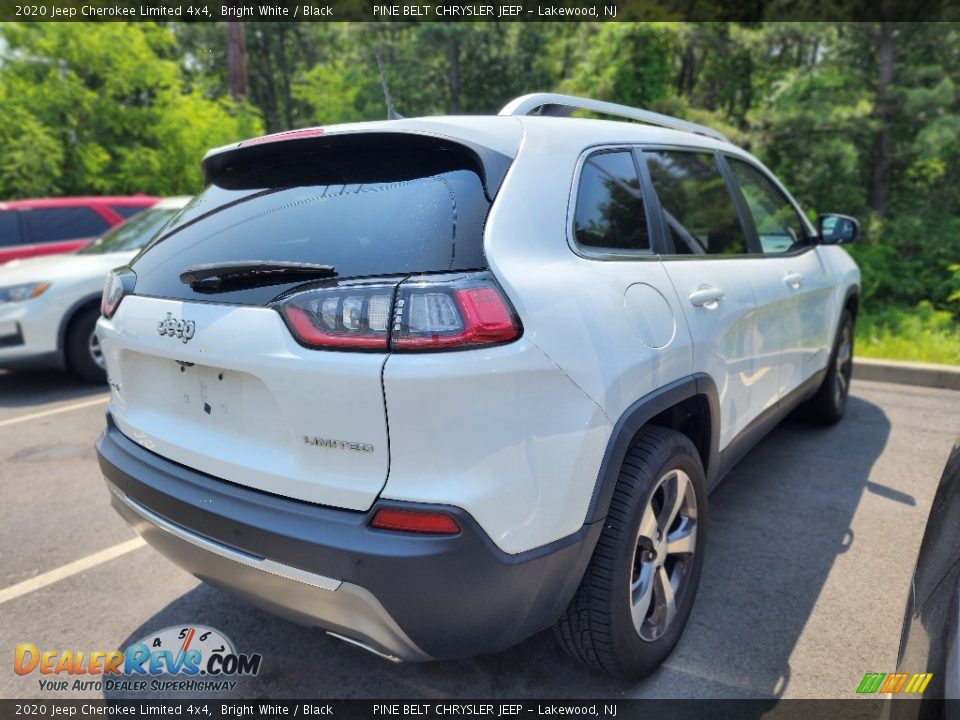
left=14, top=625, right=262, bottom=693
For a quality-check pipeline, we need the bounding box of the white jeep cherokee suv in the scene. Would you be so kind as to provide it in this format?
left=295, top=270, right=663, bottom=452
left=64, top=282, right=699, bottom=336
left=97, top=94, right=860, bottom=679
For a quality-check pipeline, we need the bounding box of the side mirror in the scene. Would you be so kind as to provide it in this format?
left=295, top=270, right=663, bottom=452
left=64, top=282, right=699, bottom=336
left=817, top=214, right=859, bottom=245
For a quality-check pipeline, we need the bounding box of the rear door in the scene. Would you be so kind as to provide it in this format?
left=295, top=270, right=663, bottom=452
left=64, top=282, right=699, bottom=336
left=724, top=157, right=834, bottom=396
left=642, top=149, right=762, bottom=449
left=99, top=134, right=501, bottom=510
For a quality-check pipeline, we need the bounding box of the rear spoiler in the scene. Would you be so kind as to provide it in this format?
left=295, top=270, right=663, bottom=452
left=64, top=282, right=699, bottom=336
left=201, top=130, right=514, bottom=202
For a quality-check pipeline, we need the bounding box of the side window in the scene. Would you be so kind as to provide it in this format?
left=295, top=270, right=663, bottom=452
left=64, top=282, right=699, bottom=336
left=728, top=158, right=808, bottom=255
left=645, top=150, right=747, bottom=256
left=0, top=212, right=21, bottom=247
left=573, top=150, right=650, bottom=253
left=22, top=207, right=111, bottom=243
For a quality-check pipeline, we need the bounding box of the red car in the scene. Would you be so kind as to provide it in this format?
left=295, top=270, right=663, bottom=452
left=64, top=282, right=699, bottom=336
left=0, top=195, right=160, bottom=264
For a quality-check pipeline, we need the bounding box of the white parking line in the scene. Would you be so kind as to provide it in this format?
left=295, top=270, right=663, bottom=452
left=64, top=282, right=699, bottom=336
left=0, top=396, right=108, bottom=429
left=0, top=537, right=145, bottom=605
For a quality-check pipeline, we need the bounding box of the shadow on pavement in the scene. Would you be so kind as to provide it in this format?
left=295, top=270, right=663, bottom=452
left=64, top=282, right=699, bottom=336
left=0, top=369, right=105, bottom=408
left=105, top=395, right=890, bottom=700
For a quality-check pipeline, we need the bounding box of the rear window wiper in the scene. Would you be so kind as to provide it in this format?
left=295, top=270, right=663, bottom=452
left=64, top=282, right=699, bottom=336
left=180, top=261, right=337, bottom=291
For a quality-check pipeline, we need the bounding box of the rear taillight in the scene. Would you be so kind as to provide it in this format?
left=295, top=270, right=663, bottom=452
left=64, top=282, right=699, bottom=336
left=101, top=268, right=137, bottom=318
left=392, top=275, right=521, bottom=350
left=370, top=507, right=460, bottom=535
left=277, top=282, right=394, bottom=350
left=275, top=272, right=521, bottom=352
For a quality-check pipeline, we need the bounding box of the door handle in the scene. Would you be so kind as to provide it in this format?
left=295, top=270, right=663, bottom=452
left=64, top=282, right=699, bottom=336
left=783, top=272, right=803, bottom=290
left=688, top=286, right=725, bottom=310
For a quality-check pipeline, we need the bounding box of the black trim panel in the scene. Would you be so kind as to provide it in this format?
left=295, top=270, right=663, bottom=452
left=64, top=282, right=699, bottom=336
left=0, top=323, right=24, bottom=348
left=587, top=367, right=829, bottom=520
left=97, top=417, right=601, bottom=660
left=585, top=373, right=720, bottom=524
left=717, top=368, right=826, bottom=480
left=0, top=350, right=64, bottom=371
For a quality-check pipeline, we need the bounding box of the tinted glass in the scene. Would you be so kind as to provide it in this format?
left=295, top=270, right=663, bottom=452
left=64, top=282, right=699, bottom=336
left=23, top=207, right=111, bottom=243
left=573, top=151, right=649, bottom=252
left=80, top=207, right=179, bottom=255
left=110, top=205, right=148, bottom=219
left=728, top=159, right=807, bottom=254
left=646, top=151, right=746, bottom=256
left=0, top=212, right=20, bottom=247
left=131, top=153, right=490, bottom=306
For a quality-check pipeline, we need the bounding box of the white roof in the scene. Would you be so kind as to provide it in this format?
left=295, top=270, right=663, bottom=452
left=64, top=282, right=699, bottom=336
left=154, top=195, right=192, bottom=210
left=204, top=112, right=743, bottom=165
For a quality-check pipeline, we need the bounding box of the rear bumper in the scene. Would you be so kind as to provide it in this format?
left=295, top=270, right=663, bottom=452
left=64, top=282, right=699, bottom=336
left=97, top=416, right=601, bottom=661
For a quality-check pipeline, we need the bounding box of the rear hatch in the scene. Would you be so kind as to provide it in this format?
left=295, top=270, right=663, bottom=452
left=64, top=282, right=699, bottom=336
left=101, top=129, right=515, bottom=510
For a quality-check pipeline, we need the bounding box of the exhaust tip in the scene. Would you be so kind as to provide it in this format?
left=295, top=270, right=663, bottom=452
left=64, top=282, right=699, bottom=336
left=326, top=631, right=403, bottom=664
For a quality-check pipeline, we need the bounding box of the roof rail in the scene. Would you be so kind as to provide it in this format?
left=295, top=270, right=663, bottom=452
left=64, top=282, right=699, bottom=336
left=499, top=93, right=728, bottom=143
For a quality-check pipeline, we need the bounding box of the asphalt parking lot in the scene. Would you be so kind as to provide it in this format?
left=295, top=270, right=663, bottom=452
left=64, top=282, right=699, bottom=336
left=1, top=370, right=957, bottom=700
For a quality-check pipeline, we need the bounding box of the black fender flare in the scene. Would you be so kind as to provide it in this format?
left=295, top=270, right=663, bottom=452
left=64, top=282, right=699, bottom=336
left=584, top=373, right=720, bottom=525
left=842, top=285, right=860, bottom=321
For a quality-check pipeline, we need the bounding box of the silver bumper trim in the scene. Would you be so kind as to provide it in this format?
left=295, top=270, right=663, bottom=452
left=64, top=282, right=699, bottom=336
left=115, top=489, right=342, bottom=592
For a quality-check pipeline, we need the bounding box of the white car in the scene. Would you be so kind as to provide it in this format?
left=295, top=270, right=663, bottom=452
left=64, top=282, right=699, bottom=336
left=96, top=95, right=860, bottom=678
left=0, top=197, right=190, bottom=382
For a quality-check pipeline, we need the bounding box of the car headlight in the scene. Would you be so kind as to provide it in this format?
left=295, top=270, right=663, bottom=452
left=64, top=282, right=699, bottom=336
left=0, top=282, right=50, bottom=304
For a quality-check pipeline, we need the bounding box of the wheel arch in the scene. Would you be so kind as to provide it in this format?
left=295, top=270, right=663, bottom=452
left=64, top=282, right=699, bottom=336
left=843, top=286, right=860, bottom=322
left=57, top=293, right=102, bottom=361
left=584, top=374, right=720, bottom=525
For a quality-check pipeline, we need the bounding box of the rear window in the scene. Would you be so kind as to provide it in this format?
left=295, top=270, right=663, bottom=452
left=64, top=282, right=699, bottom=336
left=23, top=207, right=111, bottom=243
left=131, top=144, right=492, bottom=305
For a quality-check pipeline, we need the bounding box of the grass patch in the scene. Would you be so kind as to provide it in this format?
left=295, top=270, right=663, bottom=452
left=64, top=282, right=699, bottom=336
left=856, top=302, right=960, bottom=365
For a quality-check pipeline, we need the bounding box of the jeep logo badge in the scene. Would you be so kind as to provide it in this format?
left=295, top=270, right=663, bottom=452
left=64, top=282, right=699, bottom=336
left=158, top=312, right=196, bottom=344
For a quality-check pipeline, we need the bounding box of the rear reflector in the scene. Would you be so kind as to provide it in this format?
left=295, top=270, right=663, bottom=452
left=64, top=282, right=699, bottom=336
left=370, top=508, right=460, bottom=535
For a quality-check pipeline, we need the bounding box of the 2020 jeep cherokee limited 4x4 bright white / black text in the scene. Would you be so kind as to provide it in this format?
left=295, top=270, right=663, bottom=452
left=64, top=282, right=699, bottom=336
left=97, top=94, right=861, bottom=679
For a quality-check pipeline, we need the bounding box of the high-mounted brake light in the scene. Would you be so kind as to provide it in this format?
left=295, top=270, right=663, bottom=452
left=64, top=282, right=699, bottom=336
left=239, top=128, right=325, bottom=148
left=370, top=507, right=460, bottom=535
left=101, top=268, right=137, bottom=318
left=274, top=272, right=522, bottom=352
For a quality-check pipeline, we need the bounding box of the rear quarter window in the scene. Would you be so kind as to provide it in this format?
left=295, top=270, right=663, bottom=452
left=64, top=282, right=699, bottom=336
left=573, top=150, right=650, bottom=254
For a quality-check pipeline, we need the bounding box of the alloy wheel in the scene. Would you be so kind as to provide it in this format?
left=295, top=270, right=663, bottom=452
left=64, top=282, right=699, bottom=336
left=834, top=321, right=852, bottom=407
left=88, top=329, right=106, bottom=370
left=630, top=469, right=698, bottom=642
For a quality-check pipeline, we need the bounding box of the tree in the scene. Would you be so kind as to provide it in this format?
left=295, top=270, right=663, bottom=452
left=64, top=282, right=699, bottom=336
left=0, top=22, right=262, bottom=198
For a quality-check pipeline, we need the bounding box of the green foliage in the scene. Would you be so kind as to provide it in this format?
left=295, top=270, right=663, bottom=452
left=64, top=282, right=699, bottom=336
left=1, top=20, right=958, bottom=364
left=0, top=22, right=262, bottom=198
left=856, top=302, right=960, bottom=365
left=563, top=24, right=675, bottom=108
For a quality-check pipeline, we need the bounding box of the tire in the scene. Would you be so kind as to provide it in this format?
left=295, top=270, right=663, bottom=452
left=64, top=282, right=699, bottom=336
left=66, top=306, right=107, bottom=384
left=805, top=310, right=854, bottom=426
left=554, top=426, right=707, bottom=680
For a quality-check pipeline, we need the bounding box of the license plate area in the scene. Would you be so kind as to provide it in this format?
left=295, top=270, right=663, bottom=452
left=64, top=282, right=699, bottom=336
left=175, top=361, right=241, bottom=419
